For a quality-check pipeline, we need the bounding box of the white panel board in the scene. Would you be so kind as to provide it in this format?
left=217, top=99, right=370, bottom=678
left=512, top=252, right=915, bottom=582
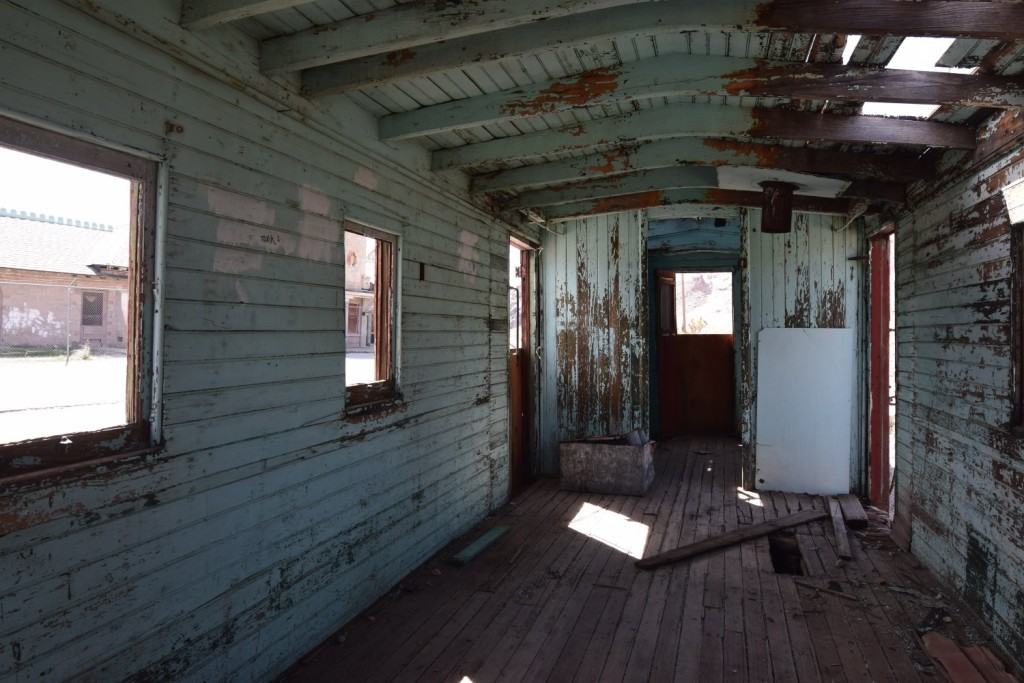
left=755, top=328, right=855, bottom=494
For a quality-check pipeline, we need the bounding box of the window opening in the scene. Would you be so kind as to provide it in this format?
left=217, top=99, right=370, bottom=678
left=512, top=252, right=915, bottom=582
left=344, top=223, right=396, bottom=407
left=673, top=272, right=733, bottom=335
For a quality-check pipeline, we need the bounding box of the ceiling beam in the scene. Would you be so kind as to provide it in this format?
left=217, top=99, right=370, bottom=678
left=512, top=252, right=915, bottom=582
left=543, top=188, right=855, bottom=222
left=181, top=0, right=317, bottom=30
left=261, top=0, right=644, bottom=74
left=504, top=167, right=901, bottom=210
left=647, top=205, right=743, bottom=220
left=505, top=167, right=719, bottom=209
left=432, top=104, right=974, bottom=171
left=303, top=0, right=1024, bottom=93
left=379, top=54, right=1024, bottom=140
left=471, top=138, right=930, bottom=193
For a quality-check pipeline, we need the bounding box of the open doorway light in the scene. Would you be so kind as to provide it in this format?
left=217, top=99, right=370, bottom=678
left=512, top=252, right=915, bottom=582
left=861, top=37, right=976, bottom=119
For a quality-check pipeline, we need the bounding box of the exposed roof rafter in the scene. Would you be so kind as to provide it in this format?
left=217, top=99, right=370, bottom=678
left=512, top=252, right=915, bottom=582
left=181, top=0, right=318, bottom=30
left=471, top=138, right=931, bottom=193
left=542, top=188, right=856, bottom=222
left=432, top=104, right=974, bottom=171
left=260, top=0, right=644, bottom=74
left=299, top=0, right=1024, bottom=91
left=378, top=54, right=1024, bottom=140
left=502, top=166, right=902, bottom=210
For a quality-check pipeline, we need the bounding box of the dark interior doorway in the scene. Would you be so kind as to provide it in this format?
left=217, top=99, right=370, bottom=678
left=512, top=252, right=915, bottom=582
left=868, top=229, right=896, bottom=509
left=508, top=240, right=533, bottom=497
left=655, top=270, right=737, bottom=438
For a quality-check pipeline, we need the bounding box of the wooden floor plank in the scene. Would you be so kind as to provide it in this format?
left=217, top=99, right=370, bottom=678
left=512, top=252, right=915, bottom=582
left=621, top=439, right=704, bottom=683
left=646, top=439, right=711, bottom=683
left=283, top=438, right=1007, bottom=683
left=569, top=445, right=690, bottom=683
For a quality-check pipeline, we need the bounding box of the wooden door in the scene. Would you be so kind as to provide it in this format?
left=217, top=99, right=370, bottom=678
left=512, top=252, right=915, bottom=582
left=508, top=243, right=531, bottom=497
left=655, top=270, right=737, bottom=438
left=869, top=232, right=894, bottom=508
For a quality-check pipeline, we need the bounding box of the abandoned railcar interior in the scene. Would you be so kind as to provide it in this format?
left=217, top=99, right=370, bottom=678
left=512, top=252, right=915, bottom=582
left=1, top=1, right=1023, bottom=681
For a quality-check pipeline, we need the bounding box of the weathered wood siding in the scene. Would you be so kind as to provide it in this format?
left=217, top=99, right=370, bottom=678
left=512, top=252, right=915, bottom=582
left=896, top=139, right=1024, bottom=670
left=0, top=2, right=513, bottom=681
left=538, top=211, right=648, bottom=473
left=742, top=210, right=866, bottom=489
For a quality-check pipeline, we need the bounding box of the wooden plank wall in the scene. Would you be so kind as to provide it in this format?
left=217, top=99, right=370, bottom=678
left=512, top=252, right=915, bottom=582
left=0, top=2, right=517, bottom=680
left=896, top=137, right=1024, bottom=671
left=742, top=210, right=866, bottom=490
left=538, top=211, right=648, bottom=473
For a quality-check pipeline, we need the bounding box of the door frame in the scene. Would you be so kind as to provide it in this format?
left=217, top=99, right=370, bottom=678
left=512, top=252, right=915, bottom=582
left=646, top=251, right=741, bottom=438
left=508, top=236, right=536, bottom=498
left=867, top=226, right=895, bottom=509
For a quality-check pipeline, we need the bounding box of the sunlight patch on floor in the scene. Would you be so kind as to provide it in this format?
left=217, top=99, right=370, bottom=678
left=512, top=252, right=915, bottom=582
left=568, top=502, right=649, bottom=559
left=737, top=486, right=764, bottom=508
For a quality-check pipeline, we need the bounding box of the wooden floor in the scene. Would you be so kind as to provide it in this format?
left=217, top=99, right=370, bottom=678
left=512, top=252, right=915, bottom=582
left=283, top=438, right=996, bottom=682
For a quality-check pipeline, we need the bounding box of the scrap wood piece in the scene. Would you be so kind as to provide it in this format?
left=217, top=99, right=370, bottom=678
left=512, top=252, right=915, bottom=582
left=963, top=645, right=1019, bottom=683
left=450, top=525, right=509, bottom=566
left=635, top=508, right=828, bottom=570
left=922, top=632, right=988, bottom=683
left=837, top=493, right=869, bottom=528
left=828, top=497, right=853, bottom=560
left=793, top=579, right=860, bottom=602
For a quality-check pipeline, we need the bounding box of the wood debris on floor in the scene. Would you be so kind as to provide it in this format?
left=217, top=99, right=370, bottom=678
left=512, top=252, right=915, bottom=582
left=281, top=438, right=1021, bottom=683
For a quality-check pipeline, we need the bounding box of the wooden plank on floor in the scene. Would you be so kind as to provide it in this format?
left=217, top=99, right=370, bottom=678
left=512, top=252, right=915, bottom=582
left=844, top=540, right=926, bottom=683
left=636, top=508, right=829, bottom=569
left=646, top=439, right=711, bottom=682
left=424, top=491, right=620, bottom=682
left=622, top=438, right=704, bottom=683
left=770, top=493, right=827, bottom=683
left=796, top=494, right=872, bottom=683
left=592, top=443, right=696, bottom=682
left=829, top=497, right=853, bottom=560
left=450, top=525, right=510, bottom=566
left=569, top=445, right=690, bottom=682
left=963, top=646, right=1018, bottom=683
left=672, top=441, right=718, bottom=682
left=923, top=632, right=988, bottom=683
left=837, top=494, right=869, bottom=529
left=302, top=481, right=563, bottom=681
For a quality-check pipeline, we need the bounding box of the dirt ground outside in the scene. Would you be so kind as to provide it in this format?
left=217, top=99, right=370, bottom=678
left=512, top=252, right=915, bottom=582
left=0, top=351, right=127, bottom=443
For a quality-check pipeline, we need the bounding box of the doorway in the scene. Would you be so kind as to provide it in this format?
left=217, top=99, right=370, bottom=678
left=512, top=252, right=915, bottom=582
left=655, top=270, right=737, bottom=438
left=868, top=229, right=896, bottom=509
left=508, top=240, right=533, bottom=497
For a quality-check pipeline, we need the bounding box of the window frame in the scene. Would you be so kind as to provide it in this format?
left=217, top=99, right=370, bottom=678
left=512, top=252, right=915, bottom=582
left=344, top=220, right=399, bottom=410
left=0, top=115, right=159, bottom=480
left=81, top=290, right=105, bottom=327
left=1012, top=216, right=1024, bottom=432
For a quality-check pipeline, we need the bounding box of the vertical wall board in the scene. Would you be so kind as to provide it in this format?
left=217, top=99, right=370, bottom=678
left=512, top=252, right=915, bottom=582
left=538, top=211, right=649, bottom=473
left=742, top=210, right=866, bottom=493
left=0, top=2, right=515, bottom=681
left=897, top=137, right=1024, bottom=671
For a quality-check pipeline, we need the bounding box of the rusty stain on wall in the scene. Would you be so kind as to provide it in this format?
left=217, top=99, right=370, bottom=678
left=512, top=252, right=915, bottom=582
left=897, top=134, right=1024, bottom=672
left=742, top=210, right=863, bottom=487
left=540, top=211, right=648, bottom=472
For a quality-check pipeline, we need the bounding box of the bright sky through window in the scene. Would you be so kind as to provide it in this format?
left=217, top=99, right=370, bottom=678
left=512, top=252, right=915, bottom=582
left=861, top=37, right=976, bottom=119
left=0, top=147, right=131, bottom=227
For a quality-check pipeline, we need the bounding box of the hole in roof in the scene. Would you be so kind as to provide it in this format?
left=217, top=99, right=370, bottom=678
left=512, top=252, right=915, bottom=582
left=841, top=35, right=861, bottom=65
left=861, top=37, right=976, bottom=119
